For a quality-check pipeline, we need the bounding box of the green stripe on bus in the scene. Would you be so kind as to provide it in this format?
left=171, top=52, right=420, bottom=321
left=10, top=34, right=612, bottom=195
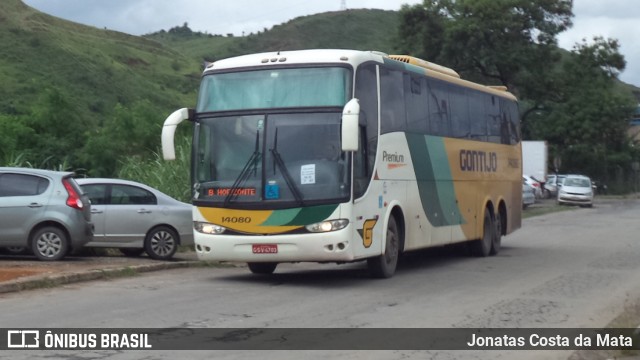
left=260, top=208, right=301, bottom=226
left=406, top=134, right=464, bottom=227
left=285, top=204, right=339, bottom=226
left=260, top=204, right=338, bottom=227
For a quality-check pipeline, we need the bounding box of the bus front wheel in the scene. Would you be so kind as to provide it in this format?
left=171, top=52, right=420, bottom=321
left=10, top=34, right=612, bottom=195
left=248, top=262, right=278, bottom=274
left=368, top=216, right=400, bottom=278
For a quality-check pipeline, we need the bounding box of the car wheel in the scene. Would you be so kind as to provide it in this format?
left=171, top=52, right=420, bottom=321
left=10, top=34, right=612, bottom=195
left=367, top=216, right=400, bottom=278
left=144, top=226, right=178, bottom=260
left=247, top=262, right=278, bottom=274
left=31, top=226, right=69, bottom=261
left=119, top=248, right=145, bottom=257
left=470, top=210, right=493, bottom=257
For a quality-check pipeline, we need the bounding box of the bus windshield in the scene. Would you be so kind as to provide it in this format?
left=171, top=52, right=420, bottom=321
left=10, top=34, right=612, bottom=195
left=197, top=67, right=351, bottom=112
left=194, top=112, right=349, bottom=206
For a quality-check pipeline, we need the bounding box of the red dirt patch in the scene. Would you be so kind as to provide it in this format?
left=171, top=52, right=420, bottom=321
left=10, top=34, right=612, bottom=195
left=0, top=268, right=50, bottom=282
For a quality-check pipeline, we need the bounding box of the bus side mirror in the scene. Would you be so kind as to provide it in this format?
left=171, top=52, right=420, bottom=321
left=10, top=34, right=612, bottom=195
left=162, top=108, right=193, bottom=160
left=341, top=98, right=360, bottom=152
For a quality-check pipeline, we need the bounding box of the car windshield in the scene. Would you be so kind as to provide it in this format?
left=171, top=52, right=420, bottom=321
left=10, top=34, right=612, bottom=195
left=564, top=178, right=590, bottom=187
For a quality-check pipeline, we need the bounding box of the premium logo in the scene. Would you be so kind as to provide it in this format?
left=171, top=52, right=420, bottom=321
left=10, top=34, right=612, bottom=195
left=383, top=150, right=407, bottom=169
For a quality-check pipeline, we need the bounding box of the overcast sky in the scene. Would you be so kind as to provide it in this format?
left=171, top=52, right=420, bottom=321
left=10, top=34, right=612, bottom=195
left=21, top=0, right=640, bottom=87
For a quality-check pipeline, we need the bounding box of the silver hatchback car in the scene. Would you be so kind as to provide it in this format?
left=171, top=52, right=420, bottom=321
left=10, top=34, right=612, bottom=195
left=0, top=167, right=93, bottom=260
left=76, top=178, right=194, bottom=260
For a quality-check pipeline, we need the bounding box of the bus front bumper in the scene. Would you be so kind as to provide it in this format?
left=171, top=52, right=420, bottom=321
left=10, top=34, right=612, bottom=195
left=193, top=229, right=357, bottom=263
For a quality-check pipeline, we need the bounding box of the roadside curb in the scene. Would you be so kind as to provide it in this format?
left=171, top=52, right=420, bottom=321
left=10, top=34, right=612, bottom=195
left=0, top=260, right=202, bottom=294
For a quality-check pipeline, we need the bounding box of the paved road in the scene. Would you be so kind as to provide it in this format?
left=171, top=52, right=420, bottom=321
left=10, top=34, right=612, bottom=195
left=2, top=199, right=640, bottom=359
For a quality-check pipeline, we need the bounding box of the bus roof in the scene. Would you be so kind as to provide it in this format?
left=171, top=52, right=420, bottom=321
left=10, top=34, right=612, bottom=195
left=204, top=49, right=517, bottom=101
left=203, top=49, right=385, bottom=73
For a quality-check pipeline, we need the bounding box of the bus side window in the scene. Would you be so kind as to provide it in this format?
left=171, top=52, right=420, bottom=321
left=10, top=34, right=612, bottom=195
left=379, top=67, right=407, bottom=134
left=468, top=90, right=487, bottom=141
left=498, top=98, right=520, bottom=145
left=450, top=86, right=470, bottom=139
left=486, top=95, right=501, bottom=144
left=428, top=79, right=451, bottom=137
left=405, top=74, right=428, bottom=134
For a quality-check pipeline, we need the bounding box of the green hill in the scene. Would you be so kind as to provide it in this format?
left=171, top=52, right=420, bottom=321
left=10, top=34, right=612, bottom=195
left=145, top=9, right=401, bottom=62
left=4, top=0, right=637, bottom=182
left=0, top=0, right=201, bottom=119
left=0, top=1, right=402, bottom=176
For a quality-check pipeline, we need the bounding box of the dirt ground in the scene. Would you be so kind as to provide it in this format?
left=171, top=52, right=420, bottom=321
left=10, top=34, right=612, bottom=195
left=0, top=249, right=198, bottom=283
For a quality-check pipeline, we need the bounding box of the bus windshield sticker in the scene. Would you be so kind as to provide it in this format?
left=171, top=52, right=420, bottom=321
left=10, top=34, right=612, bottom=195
left=300, top=164, right=316, bottom=185
left=265, top=181, right=280, bottom=200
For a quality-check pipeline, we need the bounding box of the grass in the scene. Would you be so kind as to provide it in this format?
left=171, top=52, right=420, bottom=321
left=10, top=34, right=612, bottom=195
left=522, top=203, right=576, bottom=218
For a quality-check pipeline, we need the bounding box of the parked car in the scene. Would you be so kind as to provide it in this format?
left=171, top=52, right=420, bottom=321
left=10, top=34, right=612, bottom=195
left=523, top=175, right=543, bottom=198
left=557, top=175, right=593, bottom=207
left=0, top=167, right=93, bottom=260
left=76, top=178, right=194, bottom=260
left=522, top=180, right=536, bottom=209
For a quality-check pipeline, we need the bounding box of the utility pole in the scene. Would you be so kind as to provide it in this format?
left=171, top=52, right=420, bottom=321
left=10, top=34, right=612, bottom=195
left=341, top=0, right=347, bottom=11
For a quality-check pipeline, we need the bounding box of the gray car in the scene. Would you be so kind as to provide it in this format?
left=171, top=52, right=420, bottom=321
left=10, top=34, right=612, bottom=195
left=0, top=167, right=93, bottom=260
left=76, top=178, right=194, bottom=260
left=557, top=174, right=594, bottom=207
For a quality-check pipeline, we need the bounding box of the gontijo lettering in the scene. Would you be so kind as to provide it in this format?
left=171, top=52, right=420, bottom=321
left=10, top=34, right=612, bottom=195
left=460, top=150, right=498, bottom=172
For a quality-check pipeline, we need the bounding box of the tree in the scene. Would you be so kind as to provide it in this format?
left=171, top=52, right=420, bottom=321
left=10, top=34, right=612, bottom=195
left=24, top=88, right=88, bottom=169
left=529, top=37, right=636, bottom=183
left=0, top=114, right=35, bottom=165
left=81, top=100, right=167, bottom=177
left=397, top=1, right=638, bottom=190
left=397, top=0, right=573, bottom=96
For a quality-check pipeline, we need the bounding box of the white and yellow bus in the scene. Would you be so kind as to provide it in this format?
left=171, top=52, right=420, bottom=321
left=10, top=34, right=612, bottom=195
left=162, top=49, right=522, bottom=278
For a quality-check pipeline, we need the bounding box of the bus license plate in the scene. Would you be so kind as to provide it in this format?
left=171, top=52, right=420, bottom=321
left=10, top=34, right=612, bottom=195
left=252, top=244, right=278, bottom=254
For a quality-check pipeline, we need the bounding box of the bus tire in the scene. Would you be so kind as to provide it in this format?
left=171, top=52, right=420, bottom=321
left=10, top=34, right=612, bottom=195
left=490, top=210, right=502, bottom=255
left=248, top=262, right=278, bottom=274
left=367, top=216, right=400, bottom=278
left=470, top=210, right=493, bottom=257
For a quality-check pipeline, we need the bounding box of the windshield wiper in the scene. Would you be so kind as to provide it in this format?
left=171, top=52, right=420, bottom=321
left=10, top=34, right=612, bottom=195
left=224, top=130, right=261, bottom=206
left=271, top=128, right=304, bottom=206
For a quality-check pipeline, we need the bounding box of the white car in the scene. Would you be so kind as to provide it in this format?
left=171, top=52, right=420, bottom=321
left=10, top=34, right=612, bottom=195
left=557, top=175, right=593, bottom=208
left=77, top=178, right=194, bottom=260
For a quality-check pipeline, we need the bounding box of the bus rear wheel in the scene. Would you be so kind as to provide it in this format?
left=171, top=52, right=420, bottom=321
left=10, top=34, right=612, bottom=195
left=490, top=211, right=502, bottom=255
left=470, top=210, right=493, bottom=257
left=368, top=216, right=400, bottom=278
left=248, top=262, right=278, bottom=274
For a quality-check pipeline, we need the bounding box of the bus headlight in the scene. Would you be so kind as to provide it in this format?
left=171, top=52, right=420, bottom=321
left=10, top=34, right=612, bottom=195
left=305, top=219, right=349, bottom=233
left=194, top=221, right=226, bottom=234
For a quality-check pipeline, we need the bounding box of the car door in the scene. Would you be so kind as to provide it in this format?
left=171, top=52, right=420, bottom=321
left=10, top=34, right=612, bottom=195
left=79, top=183, right=109, bottom=241
left=0, top=172, right=51, bottom=245
left=104, top=184, right=158, bottom=244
